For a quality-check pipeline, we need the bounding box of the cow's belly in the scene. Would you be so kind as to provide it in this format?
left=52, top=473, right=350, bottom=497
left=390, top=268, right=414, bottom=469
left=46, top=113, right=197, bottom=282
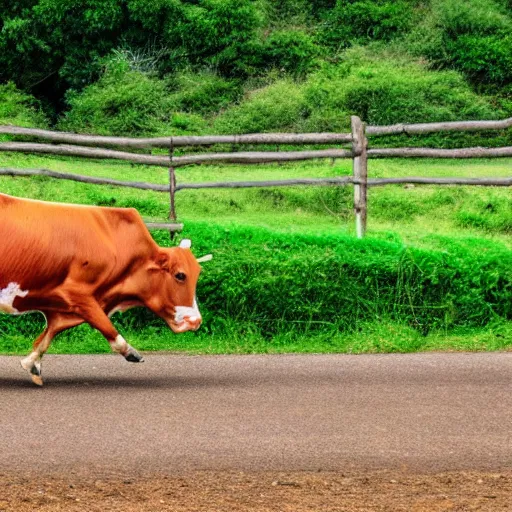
left=107, top=301, right=143, bottom=317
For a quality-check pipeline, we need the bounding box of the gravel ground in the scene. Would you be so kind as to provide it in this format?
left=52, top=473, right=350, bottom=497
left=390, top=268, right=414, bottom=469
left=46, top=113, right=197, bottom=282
left=1, top=470, right=511, bottom=511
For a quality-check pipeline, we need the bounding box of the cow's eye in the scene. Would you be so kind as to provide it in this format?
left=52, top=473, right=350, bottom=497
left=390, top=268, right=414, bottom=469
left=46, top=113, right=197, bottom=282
left=175, top=272, right=186, bottom=282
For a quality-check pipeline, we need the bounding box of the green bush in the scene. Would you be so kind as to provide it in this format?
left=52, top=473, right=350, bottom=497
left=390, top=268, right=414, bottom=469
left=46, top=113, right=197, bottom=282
left=210, top=48, right=503, bottom=134
left=444, top=34, right=512, bottom=87
left=0, top=0, right=262, bottom=111
left=58, top=58, right=206, bottom=136
left=301, top=49, right=502, bottom=130
left=436, top=0, right=511, bottom=35
left=128, top=224, right=512, bottom=337
left=0, top=82, right=48, bottom=128
left=406, top=0, right=512, bottom=88
left=0, top=0, right=125, bottom=97
left=261, top=0, right=314, bottom=27
left=262, top=30, right=321, bottom=77
left=213, top=79, right=308, bottom=133
left=319, top=0, right=416, bottom=49
left=166, top=71, right=243, bottom=115
left=128, top=0, right=263, bottom=77
left=1, top=0, right=510, bottom=122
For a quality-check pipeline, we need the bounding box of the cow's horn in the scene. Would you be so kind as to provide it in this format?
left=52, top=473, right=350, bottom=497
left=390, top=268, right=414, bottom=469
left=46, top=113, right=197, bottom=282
left=179, top=239, right=191, bottom=249
left=197, top=254, right=213, bottom=263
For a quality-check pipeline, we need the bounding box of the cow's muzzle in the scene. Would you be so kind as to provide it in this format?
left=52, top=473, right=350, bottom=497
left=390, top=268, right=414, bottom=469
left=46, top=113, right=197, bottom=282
left=170, top=302, right=202, bottom=333
left=170, top=317, right=202, bottom=333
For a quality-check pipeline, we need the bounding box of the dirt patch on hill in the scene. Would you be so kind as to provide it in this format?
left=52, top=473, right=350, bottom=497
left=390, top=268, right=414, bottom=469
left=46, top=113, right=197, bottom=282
left=0, top=470, right=511, bottom=511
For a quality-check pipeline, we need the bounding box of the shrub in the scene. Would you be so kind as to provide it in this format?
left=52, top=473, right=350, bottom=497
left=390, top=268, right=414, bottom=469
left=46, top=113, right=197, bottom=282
left=210, top=48, right=503, bottom=134
left=0, top=0, right=125, bottom=95
left=212, top=79, right=308, bottom=133
left=166, top=70, right=243, bottom=115
left=0, top=82, right=48, bottom=128
left=262, top=30, right=321, bottom=77
left=301, top=49, right=502, bottom=131
left=128, top=0, right=263, bottom=77
left=318, top=0, right=416, bottom=49
left=444, top=34, right=512, bottom=87
left=0, top=0, right=262, bottom=111
left=406, top=0, right=512, bottom=88
left=435, top=0, right=511, bottom=36
left=58, top=58, right=206, bottom=136
left=261, top=0, right=314, bottom=27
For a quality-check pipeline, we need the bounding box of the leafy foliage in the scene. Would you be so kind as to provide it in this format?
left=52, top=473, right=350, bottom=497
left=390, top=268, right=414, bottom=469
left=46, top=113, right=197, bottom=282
left=303, top=50, right=501, bottom=129
left=127, top=0, right=264, bottom=76
left=213, top=49, right=502, bottom=134
left=0, top=82, right=48, bottom=128
left=406, top=0, right=512, bottom=88
left=213, top=80, right=308, bottom=133
left=318, top=0, right=417, bottom=49
left=166, top=71, right=244, bottom=115
left=57, top=58, right=205, bottom=136
left=0, top=0, right=511, bottom=124
left=262, top=30, right=321, bottom=77
left=0, top=0, right=125, bottom=101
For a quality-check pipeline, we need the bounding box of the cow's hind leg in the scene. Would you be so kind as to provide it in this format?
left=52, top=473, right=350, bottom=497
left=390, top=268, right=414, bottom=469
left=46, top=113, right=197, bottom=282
left=21, top=313, right=83, bottom=386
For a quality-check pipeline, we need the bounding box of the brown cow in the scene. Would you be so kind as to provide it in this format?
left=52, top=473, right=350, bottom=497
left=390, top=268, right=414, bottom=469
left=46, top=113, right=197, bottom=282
left=0, top=193, right=208, bottom=386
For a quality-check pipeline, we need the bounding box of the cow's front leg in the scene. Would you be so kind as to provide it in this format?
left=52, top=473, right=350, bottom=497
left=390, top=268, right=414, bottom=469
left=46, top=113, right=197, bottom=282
left=21, top=313, right=84, bottom=386
left=77, top=300, right=144, bottom=363
left=109, top=334, right=145, bottom=363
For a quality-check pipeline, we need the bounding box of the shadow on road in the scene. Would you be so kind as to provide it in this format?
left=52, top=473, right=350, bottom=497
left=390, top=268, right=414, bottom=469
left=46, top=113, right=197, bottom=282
left=0, top=374, right=278, bottom=391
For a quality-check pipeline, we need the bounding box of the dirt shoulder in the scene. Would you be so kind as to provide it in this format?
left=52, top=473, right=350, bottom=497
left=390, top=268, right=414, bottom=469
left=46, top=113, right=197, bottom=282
left=1, top=470, right=511, bottom=512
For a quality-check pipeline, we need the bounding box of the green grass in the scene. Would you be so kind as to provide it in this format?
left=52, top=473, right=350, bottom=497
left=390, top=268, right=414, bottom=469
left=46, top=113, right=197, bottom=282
left=2, top=315, right=512, bottom=356
left=1, top=152, right=511, bottom=355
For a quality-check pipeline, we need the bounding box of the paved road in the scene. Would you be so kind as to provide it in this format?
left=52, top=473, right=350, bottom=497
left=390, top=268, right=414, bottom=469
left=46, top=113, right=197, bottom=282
left=0, top=353, right=511, bottom=476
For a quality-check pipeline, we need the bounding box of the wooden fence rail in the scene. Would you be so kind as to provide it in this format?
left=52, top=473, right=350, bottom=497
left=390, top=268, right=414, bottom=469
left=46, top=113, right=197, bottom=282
left=2, top=168, right=511, bottom=190
left=2, top=117, right=510, bottom=146
left=0, top=116, right=510, bottom=237
left=2, top=141, right=512, bottom=168
left=0, top=125, right=353, bottom=147
left=366, top=117, right=512, bottom=136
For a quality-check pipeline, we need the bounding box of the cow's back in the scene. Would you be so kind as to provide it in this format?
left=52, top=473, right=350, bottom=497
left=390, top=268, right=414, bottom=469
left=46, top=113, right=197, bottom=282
left=0, top=194, right=151, bottom=291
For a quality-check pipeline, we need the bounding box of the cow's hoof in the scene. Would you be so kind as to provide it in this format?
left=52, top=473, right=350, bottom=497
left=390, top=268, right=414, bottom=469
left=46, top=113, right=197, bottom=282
left=20, top=359, right=43, bottom=386
left=124, top=349, right=144, bottom=363
left=31, top=374, right=44, bottom=386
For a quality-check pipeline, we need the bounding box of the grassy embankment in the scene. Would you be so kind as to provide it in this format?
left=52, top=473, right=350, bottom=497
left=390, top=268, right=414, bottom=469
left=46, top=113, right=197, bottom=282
left=0, top=151, right=511, bottom=356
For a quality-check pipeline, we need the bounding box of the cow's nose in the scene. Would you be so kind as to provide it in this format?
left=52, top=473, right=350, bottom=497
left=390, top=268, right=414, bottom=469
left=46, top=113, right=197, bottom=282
left=184, top=316, right=202, bottom=330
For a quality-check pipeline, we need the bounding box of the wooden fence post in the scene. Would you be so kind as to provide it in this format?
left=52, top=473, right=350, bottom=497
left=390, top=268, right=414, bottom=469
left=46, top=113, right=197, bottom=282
left=351, top=116, right=368, bottom=238
left=169, top=139, right=177, bottom=240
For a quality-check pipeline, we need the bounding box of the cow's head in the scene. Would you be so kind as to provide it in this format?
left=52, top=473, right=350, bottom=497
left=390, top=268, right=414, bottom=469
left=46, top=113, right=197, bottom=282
left=145, top=239, right=205, bottom=333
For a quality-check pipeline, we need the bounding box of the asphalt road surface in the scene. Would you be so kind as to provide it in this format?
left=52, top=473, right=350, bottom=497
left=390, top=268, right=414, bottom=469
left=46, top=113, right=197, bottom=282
left=1, top=352, right=511, bottom=477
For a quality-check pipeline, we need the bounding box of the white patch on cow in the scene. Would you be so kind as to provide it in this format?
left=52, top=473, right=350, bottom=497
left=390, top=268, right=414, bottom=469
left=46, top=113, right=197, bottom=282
left=0, top=283, right=28, bottom=314
left=174, top=298, right=201, bottom=324
left=179, top=239, right=191, bottom=249
left=21, top=351, right=40, bottom=370
left=110, top=334, right=129, bottom=354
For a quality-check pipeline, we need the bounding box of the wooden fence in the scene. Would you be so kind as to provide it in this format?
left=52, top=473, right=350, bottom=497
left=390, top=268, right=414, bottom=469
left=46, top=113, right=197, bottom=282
left=0, top=116, right=511, bottom=238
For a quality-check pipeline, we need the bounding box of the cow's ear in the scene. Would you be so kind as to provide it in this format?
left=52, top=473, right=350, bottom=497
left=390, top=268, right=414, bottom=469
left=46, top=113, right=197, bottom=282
left=149, top=251, right=170, bottom=272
